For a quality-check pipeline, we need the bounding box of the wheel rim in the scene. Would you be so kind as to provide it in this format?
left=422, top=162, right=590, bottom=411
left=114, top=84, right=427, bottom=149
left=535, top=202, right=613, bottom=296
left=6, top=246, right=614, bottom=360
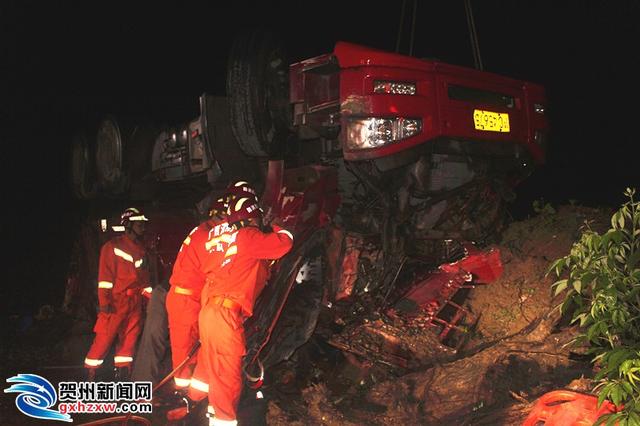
left=95, top=116, right=123, bottom=190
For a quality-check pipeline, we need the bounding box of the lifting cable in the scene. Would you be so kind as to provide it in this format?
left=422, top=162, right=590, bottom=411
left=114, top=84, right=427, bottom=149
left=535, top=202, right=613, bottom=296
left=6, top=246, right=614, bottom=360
left=395, top=0, right=418, bottom=57
left=464, top=0, right=484, bottom=71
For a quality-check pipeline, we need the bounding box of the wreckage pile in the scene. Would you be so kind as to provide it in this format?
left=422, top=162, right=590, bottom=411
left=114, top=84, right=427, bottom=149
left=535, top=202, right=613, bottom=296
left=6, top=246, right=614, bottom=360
left=265, top=203, right=613, bottom=425
left=0, top=202, right=615, bottom=425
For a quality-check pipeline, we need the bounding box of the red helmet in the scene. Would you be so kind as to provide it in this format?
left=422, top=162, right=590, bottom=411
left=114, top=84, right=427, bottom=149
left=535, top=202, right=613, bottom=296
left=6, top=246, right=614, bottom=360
left=226, top=180, right=257, bottom=201
left=227, top=196, right=262, bottom=224
left=209, top=196, right=228, bottom=218
left=120, top=207, right=149, bottom=227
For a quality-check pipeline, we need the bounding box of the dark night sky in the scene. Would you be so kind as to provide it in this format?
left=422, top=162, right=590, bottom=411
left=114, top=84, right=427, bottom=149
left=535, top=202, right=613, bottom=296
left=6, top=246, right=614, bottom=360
left=1, top=0, right=639, bottom=314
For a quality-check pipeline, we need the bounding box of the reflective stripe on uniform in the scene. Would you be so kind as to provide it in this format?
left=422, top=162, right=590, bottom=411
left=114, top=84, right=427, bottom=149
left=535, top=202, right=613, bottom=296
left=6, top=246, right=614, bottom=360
left=113, top=247, right=143, bottom=268
left=174, top=286, right=194, bottom=296
left=181, top=227, right=199, bottom=249
left=224, top=245, right=237, bottom=257
left=190, top=378, right=209, bottom=393
left=114, top=356, right=133, bottom=364
left=98, top=281, right=114, bottom=289
left=277, top=229, right=293, bottom=241
left=114, top=248, right=134, bottom=263
left=174, top=377, right=191, bottom=388
left=234, top=198, right=249, bottom=210
left=84, top=358, right=104, bottom=367
left=211, top=418, right=238, bottom=426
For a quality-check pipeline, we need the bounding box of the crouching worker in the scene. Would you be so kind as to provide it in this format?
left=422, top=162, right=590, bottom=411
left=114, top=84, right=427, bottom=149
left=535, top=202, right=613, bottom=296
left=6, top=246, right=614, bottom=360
left=84, top=207, right=152, bottom=381
left=199, top=194, right=293, bottom=426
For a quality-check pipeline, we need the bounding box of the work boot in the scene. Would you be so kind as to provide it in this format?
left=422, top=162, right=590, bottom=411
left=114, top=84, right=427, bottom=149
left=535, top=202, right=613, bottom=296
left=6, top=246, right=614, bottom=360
left=113, top=366, right=131, bottom=382
left=153, top=387, right=185, bottom=409
left=166, top=392, right=198, bottom=422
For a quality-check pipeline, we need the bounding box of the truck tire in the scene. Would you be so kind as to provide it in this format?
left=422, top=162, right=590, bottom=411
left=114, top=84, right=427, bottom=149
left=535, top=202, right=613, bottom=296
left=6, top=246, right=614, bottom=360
left=226, top=28, right=290, bottom=158
left=95, top=115, right=128, bottom=195
left=70, top=129, right=97, bottom=199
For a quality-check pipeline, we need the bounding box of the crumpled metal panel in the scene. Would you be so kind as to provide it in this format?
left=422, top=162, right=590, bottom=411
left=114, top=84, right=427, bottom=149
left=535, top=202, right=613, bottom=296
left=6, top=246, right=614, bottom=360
left=335, top=235, right=361, bottom=301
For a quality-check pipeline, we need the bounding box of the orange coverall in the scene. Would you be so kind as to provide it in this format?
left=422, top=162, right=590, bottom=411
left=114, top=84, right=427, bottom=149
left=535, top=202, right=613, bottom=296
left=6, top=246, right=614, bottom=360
left=199, top=224, right=293, bottom=423
left=167, top=218, right=229, bottom=395
left=85, top=234, right=149, bottom=370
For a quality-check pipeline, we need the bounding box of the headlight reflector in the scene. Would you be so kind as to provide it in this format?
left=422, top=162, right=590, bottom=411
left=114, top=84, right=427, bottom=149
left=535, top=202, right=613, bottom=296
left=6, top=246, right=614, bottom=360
left=373, top=81, right=417, bottom=95
left=346, top=117, right=422, bottom=150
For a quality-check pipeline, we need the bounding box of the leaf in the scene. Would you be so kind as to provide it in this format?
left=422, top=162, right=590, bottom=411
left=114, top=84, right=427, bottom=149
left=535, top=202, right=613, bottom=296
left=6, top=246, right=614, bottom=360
left=573, top=280, right=583, bottom=293
left=618, top=212, right=626, bottom=230
left=610, top=230, right=624, bottom=245
left=553, top=279, right=568, bottom=296
left=611, top=384, right=621, bottom=408
left=588, top=321, right=604, bottom=342
left=628, top=251, right=640, bottom=271
left=609, top=349, right=631, bottom=371
left=594, top=413, right=609, bottom=426
left=598, top=386, right=610, bottom=407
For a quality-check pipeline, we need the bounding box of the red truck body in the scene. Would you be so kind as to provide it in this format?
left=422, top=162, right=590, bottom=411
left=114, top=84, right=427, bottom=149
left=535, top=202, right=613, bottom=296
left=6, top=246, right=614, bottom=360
left=291, top=42, right=547, bottom=165
left=68, top=35, right=548, bottom=382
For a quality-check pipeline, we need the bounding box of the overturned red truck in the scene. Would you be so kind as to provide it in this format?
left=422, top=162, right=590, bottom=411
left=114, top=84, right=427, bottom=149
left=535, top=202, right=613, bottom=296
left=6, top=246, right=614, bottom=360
left=68, top=30, right=548, bottom=384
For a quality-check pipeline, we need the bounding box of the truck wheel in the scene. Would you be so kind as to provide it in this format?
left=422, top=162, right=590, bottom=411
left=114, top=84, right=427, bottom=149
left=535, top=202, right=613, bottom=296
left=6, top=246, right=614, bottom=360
left=95, top=115, right=128, bottom=195
left=226, top=28, right=290, bottom=158
left=70, top=129, right=97, bottom=199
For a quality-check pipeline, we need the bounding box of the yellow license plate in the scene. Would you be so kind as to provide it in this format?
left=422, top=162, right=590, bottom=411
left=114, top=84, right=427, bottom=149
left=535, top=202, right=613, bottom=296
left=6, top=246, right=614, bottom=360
left=473, top=109, right=510, bottom=132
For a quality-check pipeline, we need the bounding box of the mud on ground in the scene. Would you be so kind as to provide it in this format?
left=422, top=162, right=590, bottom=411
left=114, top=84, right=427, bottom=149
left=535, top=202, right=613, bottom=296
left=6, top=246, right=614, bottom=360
left=265, top=204, right=613, bottom=426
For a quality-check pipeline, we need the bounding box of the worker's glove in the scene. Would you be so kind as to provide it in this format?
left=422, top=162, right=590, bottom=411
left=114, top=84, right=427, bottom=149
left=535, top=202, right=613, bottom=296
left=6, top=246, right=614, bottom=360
left=141, top=287, right=153, bottom=299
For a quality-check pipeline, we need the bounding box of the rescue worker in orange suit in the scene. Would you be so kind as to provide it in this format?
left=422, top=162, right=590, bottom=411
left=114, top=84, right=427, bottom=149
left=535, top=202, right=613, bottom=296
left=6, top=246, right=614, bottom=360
left=166, top=180, right=260, bottom=421
left=84, top=207, right=152, bottom=381
left=164, top=196, right=229, bottom=420
left=199, top=193, right=294, bottom=426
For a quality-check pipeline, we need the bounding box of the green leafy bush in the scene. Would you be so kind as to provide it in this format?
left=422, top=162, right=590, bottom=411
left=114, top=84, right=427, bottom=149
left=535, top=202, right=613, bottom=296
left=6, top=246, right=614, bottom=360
left=549, top=188, right=640, bottom=426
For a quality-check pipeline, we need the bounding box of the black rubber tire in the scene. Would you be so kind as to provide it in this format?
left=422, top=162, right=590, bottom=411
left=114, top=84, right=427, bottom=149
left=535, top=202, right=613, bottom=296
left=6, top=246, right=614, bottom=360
left=70, top=129, right=97, bottom=199
left=95, top=114, right=128, bottom=195
left=226, top=28, right=290, bottom=158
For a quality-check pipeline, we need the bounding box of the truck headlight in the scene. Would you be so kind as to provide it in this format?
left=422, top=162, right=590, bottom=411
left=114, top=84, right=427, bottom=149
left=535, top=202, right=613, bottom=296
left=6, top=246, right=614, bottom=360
left=345, top=117, right=422, bottom=150
left=373, top=80, right=416, bottom=95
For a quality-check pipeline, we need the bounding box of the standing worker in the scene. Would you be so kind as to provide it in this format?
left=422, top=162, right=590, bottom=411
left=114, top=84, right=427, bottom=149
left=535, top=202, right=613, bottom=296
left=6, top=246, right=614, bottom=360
left=166, top=180, right=261, bottom=420
left=199, top=192, right=294, bottom=426
left=165, top=197, right=229, bottom=408
left=84, top=207, right=151, bottom=381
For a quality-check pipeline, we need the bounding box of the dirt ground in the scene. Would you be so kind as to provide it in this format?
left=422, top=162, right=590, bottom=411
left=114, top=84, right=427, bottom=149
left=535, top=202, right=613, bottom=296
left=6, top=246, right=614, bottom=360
left=0, top=203, right=614, bottom=425
left=263, top=203, right=613, bottom=426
